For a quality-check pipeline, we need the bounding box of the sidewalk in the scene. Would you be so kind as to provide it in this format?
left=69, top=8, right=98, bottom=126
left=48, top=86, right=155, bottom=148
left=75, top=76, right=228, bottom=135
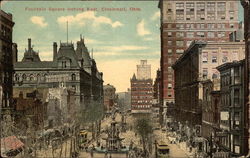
left=177, top=141, right=196, bottom=158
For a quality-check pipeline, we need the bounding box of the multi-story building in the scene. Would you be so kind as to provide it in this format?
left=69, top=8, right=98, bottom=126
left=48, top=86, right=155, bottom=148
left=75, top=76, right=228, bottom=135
left=137, top=60, right=151, bottom=80
left=103, top=84, right=116, bottom=112
left=172, top=40, right=245, bottom=128
left=241, top=0, right=250, bottom=157
left=130, top=76, right=153, bottom=114
left=130, top=60, right=153, bottom=113
left=217, top=60, right=247, bottom=157
left=0, top=10, right=15, bottom=117
left=14, top=36, right=103, bottom=108
left=158, top=0, right=241, bottom=123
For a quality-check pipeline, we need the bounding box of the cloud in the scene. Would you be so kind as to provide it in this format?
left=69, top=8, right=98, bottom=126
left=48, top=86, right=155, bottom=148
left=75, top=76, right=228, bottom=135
left=30, top=16, right=48, bottom=28
left=137, top=20, right=151, bottom=36
left=151, top=11, right=160, bottom=20
left=57, top=11, right=123, bottom=28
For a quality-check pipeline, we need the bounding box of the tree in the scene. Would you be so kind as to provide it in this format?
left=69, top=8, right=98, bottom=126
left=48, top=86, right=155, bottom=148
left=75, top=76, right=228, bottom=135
left=134, top=117, right=153, bottom=157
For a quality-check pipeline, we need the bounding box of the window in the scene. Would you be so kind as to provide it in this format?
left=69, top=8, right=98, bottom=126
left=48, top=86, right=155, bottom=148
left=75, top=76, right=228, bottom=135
left=176, top=40, right=184, bottom=47
left=71, top=74, right=76, bottom=81
left=202, top=52, right=208, bottom=63
left=167, top=41, right=172, bottom=45
left=62, top=61, right=67, bottom=68
left=167, top=91, right=172, bottom=97
left=176, top=24, right=184, bottom=29
left=186, top=41, right=192, bottom=47
left=168, top=83, right=172, bottom=89
left=229, top=11, right=234, bottom=20
left=168, top=74, right=172, bottom=81
left=234, top=89, right=240, bottom=106
left=208, top=32, right=215, bottom=38
left=203, top=68, right=208, bottom=79
left=222, top=52, right=228, bottom=62
left=186, top=24, right=194, bottom=29
left=168, top=67, right=172, bottom=72
left=187, top=32, right=194, bottom=38
left=176, top=49, right=183, bottom=54
left=168, top=49, right=172, bottom=55
left=232, top=51, right=238, bottom=61
left=212, top=52, right=217, bottom=63
left=230, top=24, right=234, bottom=28
left=212, top=69, right=219, bottom=79
left=176, top=32, right=184, bottom=37
left=15, top=74, right=19, bottom=81
left=168, top=58, right=172, bottom=64
left=197, top=32, right=205, bottom=37
left=22, top=74, right=26, bottom=81
left=234, top=67, right=240, bottom=84
left=167, top=24, right=172, bottom=28
left=218, top=32, right=225, bottom=38
left=167, top=32, right=172, bottom=37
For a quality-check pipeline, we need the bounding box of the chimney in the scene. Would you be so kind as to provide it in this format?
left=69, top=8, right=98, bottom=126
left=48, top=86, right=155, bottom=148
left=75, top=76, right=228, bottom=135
left=28, top=38, right=31, bottom=50
left=53, top=42, right=57, bottom=61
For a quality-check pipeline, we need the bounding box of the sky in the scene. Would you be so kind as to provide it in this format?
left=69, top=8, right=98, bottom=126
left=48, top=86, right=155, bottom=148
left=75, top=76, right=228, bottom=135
left=1, top=0, right=244, bottom=92
left=1, top=0, right=160, bottom=92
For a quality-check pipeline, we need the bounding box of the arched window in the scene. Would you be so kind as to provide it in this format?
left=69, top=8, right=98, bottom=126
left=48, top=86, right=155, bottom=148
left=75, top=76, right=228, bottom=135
left=37, top=74, right=40, bottom=81
left=71, top=74, right=76, bottom=81
left=22, top=74, right=26, bottom=81
left=30, top=74, right=34, bottom=81
left=212, top=73, right=218, bottom=79
left=15, top=74, right=19, bottom=81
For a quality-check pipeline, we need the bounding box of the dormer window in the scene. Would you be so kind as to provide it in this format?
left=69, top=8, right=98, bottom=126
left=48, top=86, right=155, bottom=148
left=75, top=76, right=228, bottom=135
left=62, top=61, right=67, bottom=68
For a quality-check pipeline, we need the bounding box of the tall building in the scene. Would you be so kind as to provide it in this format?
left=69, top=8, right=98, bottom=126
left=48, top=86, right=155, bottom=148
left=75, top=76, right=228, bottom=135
left=158, top=0, right=240, bottom=108
left=0, top=10, right=15, bottom=117
left=241, top=0, right=250, bottom=157
left=131, top=60, right=153, bottom=114
left=14, top=36, right=103, bottom=108
left=137, top=60, right=151, bottom=80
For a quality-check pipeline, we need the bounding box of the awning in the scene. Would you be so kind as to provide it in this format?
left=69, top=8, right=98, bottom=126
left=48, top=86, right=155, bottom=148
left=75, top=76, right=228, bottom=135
left=1, top=136, right=24, bottom=156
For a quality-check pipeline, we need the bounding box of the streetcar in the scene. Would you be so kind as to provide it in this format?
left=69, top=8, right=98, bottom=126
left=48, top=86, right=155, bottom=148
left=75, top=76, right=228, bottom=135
left=78, top=130, right=88, bottom=149
left=155, top=141, right=170, bottom=158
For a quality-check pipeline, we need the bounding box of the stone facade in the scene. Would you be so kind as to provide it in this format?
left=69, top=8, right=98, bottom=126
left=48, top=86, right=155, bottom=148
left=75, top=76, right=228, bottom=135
left=0, top=10, right=15, bottom=117
left=137, top=60, right=151, bottom=80
left=14, top=36, right=103, bottom=108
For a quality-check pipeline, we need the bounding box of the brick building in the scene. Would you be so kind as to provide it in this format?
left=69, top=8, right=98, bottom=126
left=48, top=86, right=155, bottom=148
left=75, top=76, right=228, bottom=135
left=241, top=0, right=250, bottom=156
left=130, top=74, right=153, bottom=114
left=103, top=84, right=116, bottom=112
left=217, top=60, right=247, bottom=157
left=158, top=0, right=241, bottom=124
left=0, top=10, right=15, bottom=117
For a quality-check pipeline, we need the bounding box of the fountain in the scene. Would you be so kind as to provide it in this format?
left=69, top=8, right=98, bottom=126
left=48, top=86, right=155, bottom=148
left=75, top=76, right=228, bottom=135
left=95, top=111, right=129, bottom=153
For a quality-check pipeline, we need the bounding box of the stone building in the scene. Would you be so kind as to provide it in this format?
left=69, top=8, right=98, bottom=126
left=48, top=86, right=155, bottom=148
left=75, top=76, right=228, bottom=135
left=117, top=90, right=131, bottom=112
left=158, top=0, right=241, bottom=126
left=172, top=40, right=245, bottom=128
left=130, top=74, right=153, bottom=114
left=241, top=0, right=250, bottom=157
left=217, top=60, right=247, bottom=157
left=137, top=60, right=151, bottom=80
left=103, top=84, right=116, bottom=112
left=14, top=36, right=103, bottom=108
left=0, top=10, right=15, bottom=117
